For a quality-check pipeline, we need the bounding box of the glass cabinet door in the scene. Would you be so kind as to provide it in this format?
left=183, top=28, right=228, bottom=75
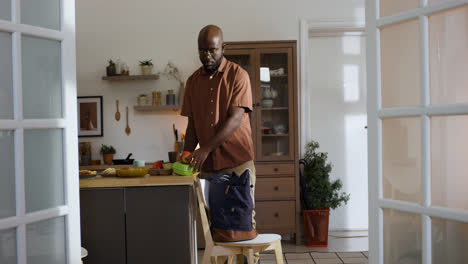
left=256, top=48, right=294, bottom=161
left=224, top=49, right=257, bottom=150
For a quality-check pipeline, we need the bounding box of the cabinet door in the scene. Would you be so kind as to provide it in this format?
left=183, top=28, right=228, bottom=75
left=256, top=48, right=295, bottom=161
left=80, top=189, right=126, bottom=264
left=125, top=186, right=192, bottom=264
left=224, top=49, right=258, bottom=151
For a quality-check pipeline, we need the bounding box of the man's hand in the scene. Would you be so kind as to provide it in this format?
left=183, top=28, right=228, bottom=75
left=187, top=146, right=211, bottom=172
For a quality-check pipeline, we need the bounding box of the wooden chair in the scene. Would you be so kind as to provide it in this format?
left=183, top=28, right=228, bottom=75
left=195, top=177, right=284, bottom=264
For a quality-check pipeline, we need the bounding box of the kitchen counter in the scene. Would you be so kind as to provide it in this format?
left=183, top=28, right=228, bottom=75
left=80, top=174, right=197, bottom=264
left=79, top=175, right=194, bottom=188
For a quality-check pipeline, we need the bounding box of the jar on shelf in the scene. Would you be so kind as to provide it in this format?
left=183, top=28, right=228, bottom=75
left=166, top=89, right=176, bottom=105
left=138, top=94, right=148, bottom=106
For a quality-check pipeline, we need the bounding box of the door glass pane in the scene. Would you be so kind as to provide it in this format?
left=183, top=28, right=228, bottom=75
left=431, top=115, right=468, bottom=210
left=0, top=130, right=15, bottom=219
left=0, top=228, right=16, bottom=264
left=224, top=53, right=255, bottom=139
left=0, top=31, right=13, bottom=119
left=225, top=54, right=252, bottom=77
left=429, top=6, right=468, bottom=105
left=382, top=117, right=421, bottom=204
left=383, top=209, right=422, bottom=264
left=429, top=0, right=452, bottom=4
left=21, top=0, right=60, bottom=30
left=260, top=53, right=290, bottom=158
left=0, top=0, right=11, bottom=21
left=432, top=217, right=468, bottom=264
left=26, top=217, right=66, bottom=264
left=381, top=19, right=421, bottom=108
left=380, top=0, right=419, bottom=17
left=24, top=129, right=64, bottom=213
left=22, top=36, right=62, bottom=119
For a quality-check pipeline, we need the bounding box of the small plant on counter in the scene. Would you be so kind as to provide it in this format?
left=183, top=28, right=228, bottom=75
left=100, top=144, right=116, bottom=154
left=100, top=144, right=116, bottom=165
left=139, top=59, right=153, bottom=75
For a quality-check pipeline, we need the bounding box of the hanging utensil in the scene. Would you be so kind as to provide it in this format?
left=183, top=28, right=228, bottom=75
left=125, top=106, right=131, bottom=135
left=115, top=100, right=121, bottom=121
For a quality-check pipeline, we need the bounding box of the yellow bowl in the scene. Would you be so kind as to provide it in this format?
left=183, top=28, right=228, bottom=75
left=116, top=168, right=149, bottom=177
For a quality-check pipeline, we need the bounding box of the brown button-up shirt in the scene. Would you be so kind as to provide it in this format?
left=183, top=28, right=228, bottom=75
left=181, top=57, right=254, bottom=172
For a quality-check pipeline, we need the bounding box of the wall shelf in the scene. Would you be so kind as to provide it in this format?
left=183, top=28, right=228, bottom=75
left=133, top=105, right=180, bottom=111
left=102, top=74, right=159, bottom=81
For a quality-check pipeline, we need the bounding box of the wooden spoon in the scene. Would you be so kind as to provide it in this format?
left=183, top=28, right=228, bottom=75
left=115, top=100, right=121, bottom=121
left=125, top=106, right=131, bottom=135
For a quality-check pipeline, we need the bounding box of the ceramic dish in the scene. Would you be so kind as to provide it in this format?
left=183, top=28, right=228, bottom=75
left=116, top=168, right=149, bottom=177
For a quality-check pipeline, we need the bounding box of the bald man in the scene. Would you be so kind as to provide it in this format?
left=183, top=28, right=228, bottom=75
left=181, top=25, right=260, bottom=264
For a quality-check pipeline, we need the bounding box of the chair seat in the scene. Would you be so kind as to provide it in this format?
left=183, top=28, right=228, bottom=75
left=215, top=234, right=281, bottom=247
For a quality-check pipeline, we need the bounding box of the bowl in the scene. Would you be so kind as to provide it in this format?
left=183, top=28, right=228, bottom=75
left=116, top=168, right=148, bottom=177
left=261, top=99, right=274, bottom=108
left=273, top=124, right=287, bottom=134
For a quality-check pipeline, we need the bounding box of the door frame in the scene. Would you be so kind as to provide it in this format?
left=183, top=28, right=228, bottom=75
left=0, top=0, right=80, bottom=263
left=299, top=19, right=365, bottom=157
left=366, top=1, right=468, bottom=263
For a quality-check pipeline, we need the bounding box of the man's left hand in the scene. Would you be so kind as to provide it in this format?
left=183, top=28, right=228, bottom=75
left=188, top=147, right=211, bottom=172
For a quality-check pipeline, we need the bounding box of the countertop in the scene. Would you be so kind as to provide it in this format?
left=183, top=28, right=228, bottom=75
left=80, top=175, right=195, bottom=189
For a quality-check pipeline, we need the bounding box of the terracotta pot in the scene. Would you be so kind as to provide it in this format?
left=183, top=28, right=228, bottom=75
left=103, top=154, right=114, bottom=165
left=303, top=209, right=330, bottom=247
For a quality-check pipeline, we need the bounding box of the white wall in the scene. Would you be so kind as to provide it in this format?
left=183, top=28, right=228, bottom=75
left=304, top=34, right=368, bottom=230
left=76, top=0, right=365, bottom=161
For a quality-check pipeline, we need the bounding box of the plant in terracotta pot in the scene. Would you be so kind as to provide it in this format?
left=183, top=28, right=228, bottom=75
left=300, top=140, right=350, bottom=247
left=100, top=144, right=116, bottom=165
left=139, top=59, right=153, bottom=75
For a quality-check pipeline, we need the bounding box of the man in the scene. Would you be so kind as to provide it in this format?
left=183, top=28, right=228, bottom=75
left=181, top=25, right=259, bottom=264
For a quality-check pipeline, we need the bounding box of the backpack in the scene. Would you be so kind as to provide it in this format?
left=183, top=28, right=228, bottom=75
left=207, top=169, right=258, bottom=242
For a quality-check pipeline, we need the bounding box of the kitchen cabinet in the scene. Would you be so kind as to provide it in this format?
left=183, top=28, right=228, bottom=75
left=80, top=189, right=126, bottom=264
left=80, top=182, right=196, bottom=264
left=224, top=41, right=300, bottom=243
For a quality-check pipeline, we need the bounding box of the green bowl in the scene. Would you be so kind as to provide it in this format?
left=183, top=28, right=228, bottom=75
left=172, top=162, right=195, bottom=176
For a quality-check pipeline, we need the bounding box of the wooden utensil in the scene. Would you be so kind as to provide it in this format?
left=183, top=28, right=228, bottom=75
left=125, top=106, right=131, bottom=135
left=115, top=100, right=120, bottom=121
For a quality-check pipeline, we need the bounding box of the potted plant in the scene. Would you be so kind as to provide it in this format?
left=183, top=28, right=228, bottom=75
left=139, top=59, right=153, bottom=75
left=106, top=59, right=116, bottom=76
left=100, top=144, right=116, bottom=165
left=300, top=140, right=350, bottom=247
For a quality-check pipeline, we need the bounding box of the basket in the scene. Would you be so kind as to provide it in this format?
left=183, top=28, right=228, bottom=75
left=148, top=168, right=173, bottom=176
left=303, top=209, right=330, bottom=247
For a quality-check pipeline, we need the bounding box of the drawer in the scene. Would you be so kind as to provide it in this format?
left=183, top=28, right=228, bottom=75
left=255, top=177, right=295, bottom=201
left=255, top=163, right=294, bottom=176
left=254, top=201, right=295, bottom=231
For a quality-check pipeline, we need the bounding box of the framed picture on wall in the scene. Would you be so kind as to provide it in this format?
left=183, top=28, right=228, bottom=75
left=78, top=96, right=103, bottom=137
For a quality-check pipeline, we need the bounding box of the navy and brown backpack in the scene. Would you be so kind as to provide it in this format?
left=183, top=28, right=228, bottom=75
left=207, top=169, right=258, bottom=242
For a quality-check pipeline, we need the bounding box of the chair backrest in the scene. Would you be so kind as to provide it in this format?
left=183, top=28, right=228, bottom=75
left=195, top=177, right=214, bottom=247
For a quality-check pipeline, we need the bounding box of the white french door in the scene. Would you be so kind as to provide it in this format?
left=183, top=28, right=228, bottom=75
left=366, top=0, right=468, bottom=263
left=0, top=0, right=80, bottom=264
